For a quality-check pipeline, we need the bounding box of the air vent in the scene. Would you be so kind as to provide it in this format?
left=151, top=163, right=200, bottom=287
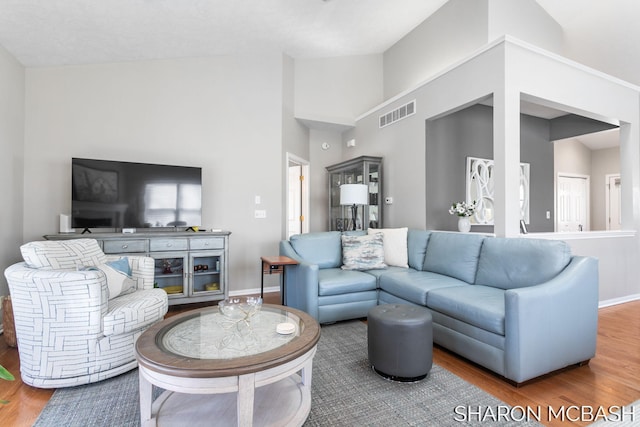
left=379, top=100, right=416, bottom=128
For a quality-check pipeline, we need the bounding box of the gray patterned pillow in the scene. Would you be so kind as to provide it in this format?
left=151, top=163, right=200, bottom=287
left=341, top=232, right=387, bottom=270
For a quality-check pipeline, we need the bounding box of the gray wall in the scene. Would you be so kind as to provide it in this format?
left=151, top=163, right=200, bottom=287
left=383, top=0, right=488, bottom=99
left=0, top=45, right=25, bottom=302
left=22, top=56, right=285, bottom=295
left=425, top=104, right=554, bottom=233
left=383, top=0, right=563, bottom=100
left=521, top=114, right=555, bottom=232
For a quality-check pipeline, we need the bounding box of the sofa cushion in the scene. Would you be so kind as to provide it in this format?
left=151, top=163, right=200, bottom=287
left=363, top=266, right=408, bottom=284
left=422, top=232, right=485, bottom=284
left=379, top=270, right=467, bottom=306
left=103, top=288, right=168, bottom=336
left=290, top=231, right=342, bottom=268
left=318, top=268, right=377, bottom=296
left=427, top=285, right=505, bottom=335
left=368, top=227, right=408, bottom=268
left=21, top=238, right=107, bottom=270
left=79, top=259, right=136, bottom=300
left=407, top=229, right=431, bottom=270
left=341, top=233, right=386, bottom=270
left=475, top=238, right=572, bottom=289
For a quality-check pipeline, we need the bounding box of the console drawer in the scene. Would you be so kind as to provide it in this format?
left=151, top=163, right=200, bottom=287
left=190, top=237, right=224, bottom=250
left=150, top=238, right=189, bottom=252
left=103, top=239, right=148, bottom=254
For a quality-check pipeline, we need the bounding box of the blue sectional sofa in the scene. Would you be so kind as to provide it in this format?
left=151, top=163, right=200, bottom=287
left=279, top=229, right=599, bottom=384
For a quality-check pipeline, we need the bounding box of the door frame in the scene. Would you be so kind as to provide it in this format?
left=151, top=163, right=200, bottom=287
left=285, top=153, right=310, bottom=239
left=605, top=173, right=621, bottom=230
left=556, top=172, right=590, bottom=232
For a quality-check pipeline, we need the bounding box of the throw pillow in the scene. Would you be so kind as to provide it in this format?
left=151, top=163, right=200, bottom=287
left=79, top=258, right=136, bottom=300
left=106, top=256, right=132, bottom=276
left=368, top=227, right=409, bottom=268
left=21, top=238, right=107, bottom=269
left=341, top=233, right=387, bottom=270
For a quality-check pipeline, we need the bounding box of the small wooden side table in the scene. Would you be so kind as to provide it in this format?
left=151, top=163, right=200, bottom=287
left=260, top=256, right=299, bottom=305
left=2, top=295, right=17, bottom=347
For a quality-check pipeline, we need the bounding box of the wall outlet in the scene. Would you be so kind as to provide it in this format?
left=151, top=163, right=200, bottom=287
left=546, top=211, right=551, bottom=219
left=255, top=195, right=261, bottom=204
left=254, top=210, right=267, bottom=219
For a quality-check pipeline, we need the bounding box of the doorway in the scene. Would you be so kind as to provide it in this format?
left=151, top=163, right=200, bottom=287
left=286, top=153, right=310, bottom=239
left=556, top=173, right=590, bottom=232
left=605, top=174, right=621, bottom=230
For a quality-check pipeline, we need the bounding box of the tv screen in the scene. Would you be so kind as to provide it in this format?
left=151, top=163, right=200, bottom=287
left=71, top=158, right=202, bottom=230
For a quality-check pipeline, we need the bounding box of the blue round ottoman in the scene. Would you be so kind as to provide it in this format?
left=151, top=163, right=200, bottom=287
left=367, top=304, right=433, bottom=382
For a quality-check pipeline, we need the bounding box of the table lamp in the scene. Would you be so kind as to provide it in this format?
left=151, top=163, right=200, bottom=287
left=340, top=184, right=369, bottom=230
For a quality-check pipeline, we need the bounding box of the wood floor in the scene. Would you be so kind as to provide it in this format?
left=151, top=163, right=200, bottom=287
left=1, top=296, right=638, bottom=426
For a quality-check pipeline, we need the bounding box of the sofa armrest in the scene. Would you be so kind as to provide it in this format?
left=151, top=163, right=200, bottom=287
left=105, top=255, right=155, bottom=290
left=5, top=263, right=109, bottom=342
left=504, top=256, right=598, bottom=383
left=280, top=240, right=320, bottom=320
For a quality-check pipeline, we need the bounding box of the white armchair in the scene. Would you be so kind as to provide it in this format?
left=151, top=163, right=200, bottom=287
left=4, top=238, right=168, bottom=388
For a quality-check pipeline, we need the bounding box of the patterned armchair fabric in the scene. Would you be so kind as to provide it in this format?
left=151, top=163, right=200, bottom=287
left=4, top=239, right=168, bottom=388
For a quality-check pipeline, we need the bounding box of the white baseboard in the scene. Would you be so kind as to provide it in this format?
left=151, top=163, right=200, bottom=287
left=598, top=293, right=640, bottom=308
left=228, top=286, right=280, bottom=297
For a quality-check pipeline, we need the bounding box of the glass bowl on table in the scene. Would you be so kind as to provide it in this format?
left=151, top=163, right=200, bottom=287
left=218, top=296, right=263, bottom=321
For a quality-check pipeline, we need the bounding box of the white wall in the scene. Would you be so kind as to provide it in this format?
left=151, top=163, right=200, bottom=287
left=282, top=54, right=309, bottom=161
left=294, top=54, right=383, bottom=233
left=294, top=54, right=383, bottom=124
left=352, top=39, right=640, bottom=304
left=488, top=0, right=563, bottom=55
left=0, top=45, right=25, bottom=301
left=308, top=129, right=345, bottom=232
left=383, top=0, right=488, bottom=99
left=382, top=0, right=563, bottom=108
left=23, top=55, right=285, bottom=294
left=554, top=138, right=592, bottom=174
left=591, top=147, right=620, bottom=231
left=560, top=4, right=640, bottom=87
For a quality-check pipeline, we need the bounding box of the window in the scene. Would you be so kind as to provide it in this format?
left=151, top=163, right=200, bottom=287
left=144, top=183, right=201, bottom=227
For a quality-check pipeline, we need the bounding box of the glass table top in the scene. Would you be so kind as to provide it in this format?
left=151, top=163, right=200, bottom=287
left=158, top=306, right=303, bottom=360
left=136, top=303, right=321, bottom=376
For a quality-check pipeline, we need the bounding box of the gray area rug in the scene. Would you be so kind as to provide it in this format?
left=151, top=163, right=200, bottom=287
left=34, top=321, right=540, bottom=426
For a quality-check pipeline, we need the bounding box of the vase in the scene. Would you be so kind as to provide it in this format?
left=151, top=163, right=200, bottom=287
left=457, top=217, right=471, bottom=233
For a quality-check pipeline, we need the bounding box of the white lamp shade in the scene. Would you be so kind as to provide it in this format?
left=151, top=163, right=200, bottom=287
left=340, top=184, right=369, bottom=205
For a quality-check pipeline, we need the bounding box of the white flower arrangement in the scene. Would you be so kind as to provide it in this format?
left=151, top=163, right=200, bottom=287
left=448, top=200, right=477, bottom=217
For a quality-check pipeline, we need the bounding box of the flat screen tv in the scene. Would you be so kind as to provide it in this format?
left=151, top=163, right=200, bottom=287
left=71, top=158, right=202, bottom=230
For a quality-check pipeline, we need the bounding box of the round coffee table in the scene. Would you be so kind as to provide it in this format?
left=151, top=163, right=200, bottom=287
left=135, top=304, right=321, bottom=427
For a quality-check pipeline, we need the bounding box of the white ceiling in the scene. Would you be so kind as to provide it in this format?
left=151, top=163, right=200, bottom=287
left=0, top=0, right=636, bottom=73
left=0, top=0, right=635, bottom=150
left=0, top=0, right=449, bottom=67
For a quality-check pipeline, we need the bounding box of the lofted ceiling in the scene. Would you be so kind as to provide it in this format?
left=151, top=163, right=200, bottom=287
left=0, top=0, right=636, bottom=150
left=0, top=0, right=638, bottom=78
left=0, top=0, right=449, bottom=67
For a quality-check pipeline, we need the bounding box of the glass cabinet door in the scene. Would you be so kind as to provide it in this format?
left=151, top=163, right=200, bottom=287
left=190, top=252, right=224, bottom=295
left=152, top=253, right=187, bottom=297
left=329, top=172, right=344, bottom=231
left=327, top=156, right=383, bottom=232
left=367, top=163, right=380, bottom=229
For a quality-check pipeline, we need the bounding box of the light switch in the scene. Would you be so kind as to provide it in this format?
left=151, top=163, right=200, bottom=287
left=255, top=210, right=267, bottom=219
left=255, top=195, right=261, bottom=205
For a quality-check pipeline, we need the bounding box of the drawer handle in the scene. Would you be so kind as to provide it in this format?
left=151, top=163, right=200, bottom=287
left=167, top=243, right=172, bottom=247
left=122, top=244, right=128, bottom=249
left=204, top=242, right=209, bottom=246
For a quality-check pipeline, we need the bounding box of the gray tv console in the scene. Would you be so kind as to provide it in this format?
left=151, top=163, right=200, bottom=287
left=45, top=231, right=231, bottom=306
